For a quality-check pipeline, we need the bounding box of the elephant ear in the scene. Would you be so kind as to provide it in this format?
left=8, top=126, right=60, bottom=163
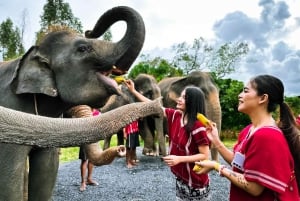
left=11, top=46, right=58, bottom=97
left=168, top=77, right=189, bottom=103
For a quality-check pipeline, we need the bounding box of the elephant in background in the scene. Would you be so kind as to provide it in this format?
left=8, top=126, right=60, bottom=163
left=133, top=74, right=166, bottom=156
left=102, top=74, right=167, bottom=156
left=0, top=6, right=145, bottom=201
left=158, top=71, right=221, bottom=161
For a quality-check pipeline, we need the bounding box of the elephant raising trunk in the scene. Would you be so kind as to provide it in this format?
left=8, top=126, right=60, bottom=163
left=0, top=99, right=163, bottom=148
left=66, top=105, right=126, bottom=166
left=85, top=6, right=145, bottom=75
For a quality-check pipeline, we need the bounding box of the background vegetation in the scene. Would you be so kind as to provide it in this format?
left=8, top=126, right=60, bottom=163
left=1, top=0, right=300, bottom=162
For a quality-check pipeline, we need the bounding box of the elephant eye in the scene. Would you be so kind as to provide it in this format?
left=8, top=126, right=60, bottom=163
left=77, top=44, right=93, bottom=53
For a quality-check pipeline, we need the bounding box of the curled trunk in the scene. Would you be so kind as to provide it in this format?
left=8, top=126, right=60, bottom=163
left=85, top=6, right=145, bottom=75
left=0, top=99, right=163, bottom=148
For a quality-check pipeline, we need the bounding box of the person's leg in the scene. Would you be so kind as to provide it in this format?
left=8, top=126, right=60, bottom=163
left=126, top=148, right=134, bottom=168
left=86, top=161, right=98, bottom=186
left=80, top=159, right=88, bottom=191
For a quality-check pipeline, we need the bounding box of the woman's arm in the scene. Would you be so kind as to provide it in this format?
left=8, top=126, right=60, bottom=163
left=124, top=80, right=151, bottom=102
left=206, top=123, right=234, bottom=164
left=196, top=160, right=265, bottom=196
left=220, top=166, right=265, bottom=196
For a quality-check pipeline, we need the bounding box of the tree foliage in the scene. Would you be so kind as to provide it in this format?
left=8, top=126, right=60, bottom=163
left=0, top=18, right=25, bottom=61
left=171, top=37, right=249, bottom=79
left=214, top=77, right=250, bottom=131
left=37, top=0, right=83, bottom=41
left=128, top=54, right=183, bottom=81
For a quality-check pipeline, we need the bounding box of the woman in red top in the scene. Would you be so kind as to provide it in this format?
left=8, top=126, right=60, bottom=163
left=125, top=80, right=211, bottom=200
left=196, top=75, right=300, bottom=201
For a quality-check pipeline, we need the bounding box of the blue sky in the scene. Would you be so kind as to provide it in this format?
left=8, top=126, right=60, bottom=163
left=1, top=0, right=300, bottom=96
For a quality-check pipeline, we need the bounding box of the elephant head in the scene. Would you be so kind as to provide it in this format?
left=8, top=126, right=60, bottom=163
left=158, top=71, right=222, bottom=160
left=10, top=6, right=145, bottom=109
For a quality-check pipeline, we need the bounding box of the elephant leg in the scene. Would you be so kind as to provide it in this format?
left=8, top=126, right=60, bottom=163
left=28, top=148, right=59, bottom=201
left=155, top=117, right=166, bottom=156
left=103, top=136, right=112, bottom=150
left=141, top=120, right=156, bottom=156
left=0, top=143, right=30, bottom=201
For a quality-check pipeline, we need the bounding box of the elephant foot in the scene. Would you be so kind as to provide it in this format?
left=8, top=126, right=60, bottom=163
left=142, top=148, right=157, bottom=156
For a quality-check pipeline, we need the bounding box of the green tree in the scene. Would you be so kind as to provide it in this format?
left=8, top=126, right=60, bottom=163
left=128, top=54, right=183, bottom=81
left=0, top=18, right=25, bottom=61
left=102, top=29, right=112, bottom=41
left=38, top=0, right=83, bottom=35
left=207, top=42, right=249, bottom=78
left=214, top=77, right=250, bottom=132
left=171, top=37, right=249, bottom=78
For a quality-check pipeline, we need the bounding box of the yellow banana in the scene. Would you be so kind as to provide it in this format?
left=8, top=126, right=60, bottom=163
left=193, top=164, right=202, bottom=172
left=114, top=76, right=126, bottom=84
left=197, top=113, right=211, bottom=127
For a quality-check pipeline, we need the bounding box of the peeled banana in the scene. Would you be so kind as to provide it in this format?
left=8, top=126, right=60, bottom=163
left=196, top=113, right=211, bottom=127
left=114, top=76, right=126, bottom=84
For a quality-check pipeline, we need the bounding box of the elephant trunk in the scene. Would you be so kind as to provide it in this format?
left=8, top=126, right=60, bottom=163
left=0, top=98, right=163, bottom=148
left=85, top=6, right=145, bottom=75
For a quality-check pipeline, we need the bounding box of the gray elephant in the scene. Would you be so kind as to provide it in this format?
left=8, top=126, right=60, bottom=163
left=0, top=6, right=145, bottom=201
left=158, top=71, right=222, bottom=161
left=102, top=74, right=166, bottom=156
left=133, top=74, right=166, bottom=156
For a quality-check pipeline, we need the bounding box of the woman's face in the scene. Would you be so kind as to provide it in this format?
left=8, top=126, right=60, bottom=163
left=176, top=90, right=186, bottom=112
left=238, top=82, right=261, bottom=114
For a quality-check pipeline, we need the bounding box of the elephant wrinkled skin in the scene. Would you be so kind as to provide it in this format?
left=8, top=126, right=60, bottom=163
left=0, top=6, right=145, bottom=201
left=158, top=71, right=222, bottom=161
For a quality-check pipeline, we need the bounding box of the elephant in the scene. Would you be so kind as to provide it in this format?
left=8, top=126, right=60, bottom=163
left=158, top=71, right=222, bottom=161
left=101, top=74, right=167, bottom=156
left=0, top=6, right=145, bottom=201
left=133, top=74, right=166, bottom=156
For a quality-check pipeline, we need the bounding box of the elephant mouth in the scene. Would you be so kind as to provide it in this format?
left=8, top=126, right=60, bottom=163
left=96, top=72, right=120, bottom=95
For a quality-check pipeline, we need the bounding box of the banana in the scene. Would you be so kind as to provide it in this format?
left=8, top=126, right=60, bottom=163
left=114, top=76, right=126, bottom=84
left=193, top=164, right=202, bottom=172
left=197, top=113, right=211, bottom=127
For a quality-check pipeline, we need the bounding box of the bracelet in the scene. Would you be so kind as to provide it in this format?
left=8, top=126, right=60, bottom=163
left=219, top=165, right=226, bottom=177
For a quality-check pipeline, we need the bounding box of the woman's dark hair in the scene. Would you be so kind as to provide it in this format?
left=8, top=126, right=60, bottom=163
left=183, top=86, right=206, bottom=133
left=251, top=75, right=300, bottom=191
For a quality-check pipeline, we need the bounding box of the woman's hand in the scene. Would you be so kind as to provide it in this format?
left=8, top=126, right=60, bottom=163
left=124, top=79, right=135, bottom=92
left=194, top=160, right=218, bottom=174
left=206, top=122, right=221, bottom=146
left=162, top=155, right=181, bottom=167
